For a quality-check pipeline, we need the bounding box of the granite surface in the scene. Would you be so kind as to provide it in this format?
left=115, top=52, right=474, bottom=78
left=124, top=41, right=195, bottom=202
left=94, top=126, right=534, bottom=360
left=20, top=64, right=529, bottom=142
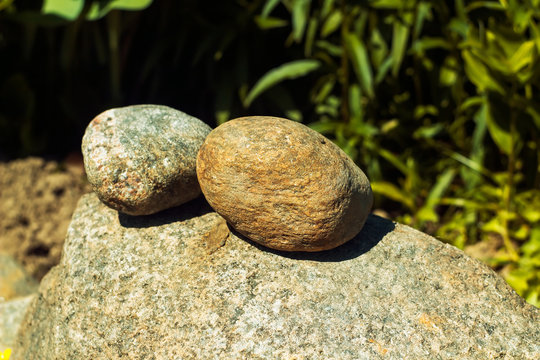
left=82, top=105, right=211, bottom=215
left=13, top=193, right=540, bottom=359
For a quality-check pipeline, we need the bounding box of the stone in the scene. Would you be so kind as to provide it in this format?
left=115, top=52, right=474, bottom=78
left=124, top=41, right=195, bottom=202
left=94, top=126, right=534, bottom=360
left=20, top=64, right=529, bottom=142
left=82, top=104, right=211, bottom=215
left=196, top=116, right=373, bottom=251
left=0, top=295, right=35, bottom=351
left=0, top=255, right=37, bottom=351
left=0, top=254, right=38, bottom=302
left=13, top=193, right=539, bottom=359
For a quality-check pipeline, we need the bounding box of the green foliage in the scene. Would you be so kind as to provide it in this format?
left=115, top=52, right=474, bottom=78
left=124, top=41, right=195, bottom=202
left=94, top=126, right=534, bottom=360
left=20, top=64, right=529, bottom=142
left=42, top=0, right=153, bottom=21
left=0, top=0, right=538, bottom=307
left=252, top=0, right=540, bottom=307
left=244, top=59, right=320, bottom=108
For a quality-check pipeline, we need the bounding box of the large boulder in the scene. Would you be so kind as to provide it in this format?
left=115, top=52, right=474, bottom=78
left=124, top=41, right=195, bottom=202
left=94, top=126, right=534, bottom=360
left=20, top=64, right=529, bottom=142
left=0, top=254, right=38, bottom=351
left=1, top=295, right=35, bottom=351
left=14, top=193, right=539, bottom=359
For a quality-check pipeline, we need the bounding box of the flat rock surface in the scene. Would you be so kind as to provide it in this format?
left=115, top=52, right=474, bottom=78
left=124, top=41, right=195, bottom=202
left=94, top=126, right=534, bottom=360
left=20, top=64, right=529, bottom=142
left=14, top=193, right=539, bottom=359
left=82, top=105, right=211, bottom=215
left=197, top=116, right=373, bottom=251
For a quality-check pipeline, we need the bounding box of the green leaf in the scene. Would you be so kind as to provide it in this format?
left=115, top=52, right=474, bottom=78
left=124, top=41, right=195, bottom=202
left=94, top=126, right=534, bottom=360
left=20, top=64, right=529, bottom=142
left=448, top=18, right=469, bottom=37
left=391, top=19, right=410, bottom=76
left=261, top=0, right=281, bottom=17
left=370, top=0, right=408, bottom=9
left=255, top=16, right=288, bottom=30
left=349, top=84, right=363, bottom=128
left=505, top=269, right=531, bottom=294
left=370, top=29, right=388, bottom=67
left=321, top=9, right=342, bottom=38
left=465, top=1, right=505, bottom=12
left=373, top=147, right=409, bottom=176
left=315, top=40, right=343, bottom=57
left=292, top=0, right=310, bottom=42
left=345, top=33, right=374, bottom=98
left=410, top=37, right=451, bottom=54
left=321, top=0, right=335, bottom=19
left=371, top=181, right=415, bottom=210
left=426, top=169, right=456, bottom=204
left=484, top=99, right=512, bottom=154
left=86, top=0, right=153, bottom=20
left=375, top=56, right=393, bottom=84
left=526, top=105, right=540, bottom=130
left=447, top=151, right=493, bottom=179
left=460, top=96, right=483, bottom=111
left=413, top=123, right=444, bottom=139
left=439, top=56, right=457, bottom=86
left=0, top=0, right=14, bottom=12
left=308, top=121, right=339, bottom=135
left=462, top=50, right=505, bottom=94
left=413, top=105, right=439, bottom=120
left=244, top=60, right=320, bottom=107
left=508, top=40, right=535, bottom=74
left=462, top=100, right=488, bottom=187
left=305, top=17, right=318, bottom=56
left=417, top=169, right=456, bottom=223
left=42, top=0, right=84, bottom=20
left=413, top=1, right=432, bottom=38
left=312, top=75, right=336, bottom=103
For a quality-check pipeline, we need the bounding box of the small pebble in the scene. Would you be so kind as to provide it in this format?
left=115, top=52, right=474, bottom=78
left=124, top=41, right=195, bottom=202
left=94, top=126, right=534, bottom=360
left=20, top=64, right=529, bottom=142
left=196, top=116, right=373, bottom=251
left=82, top=105, right=211, bottom=215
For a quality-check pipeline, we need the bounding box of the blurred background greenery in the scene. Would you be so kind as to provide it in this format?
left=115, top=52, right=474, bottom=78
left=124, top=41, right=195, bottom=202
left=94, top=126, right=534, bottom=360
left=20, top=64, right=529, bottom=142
left=0, top=0, right=538, bottom=307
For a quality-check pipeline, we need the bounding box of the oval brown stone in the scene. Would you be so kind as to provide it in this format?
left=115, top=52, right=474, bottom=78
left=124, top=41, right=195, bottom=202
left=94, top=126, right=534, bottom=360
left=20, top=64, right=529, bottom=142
left=196, top=116, right=373, bottom=251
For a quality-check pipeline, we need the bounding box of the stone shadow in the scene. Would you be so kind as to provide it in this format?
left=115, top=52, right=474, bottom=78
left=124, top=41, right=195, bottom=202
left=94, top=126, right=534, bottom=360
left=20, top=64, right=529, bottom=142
left=231, top=214, right=395, bottom=262
left=118, top=195, right=214, bottom=228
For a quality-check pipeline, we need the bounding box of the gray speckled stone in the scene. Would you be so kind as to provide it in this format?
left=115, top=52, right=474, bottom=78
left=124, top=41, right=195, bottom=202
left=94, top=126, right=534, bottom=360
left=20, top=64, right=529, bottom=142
left=14, top=193, right=540, bottom=359
left=0, top=255, right=38, bottom=351
left=82, top=105, right=211, bottom=215
left=1, top=295, right=35, bottom=350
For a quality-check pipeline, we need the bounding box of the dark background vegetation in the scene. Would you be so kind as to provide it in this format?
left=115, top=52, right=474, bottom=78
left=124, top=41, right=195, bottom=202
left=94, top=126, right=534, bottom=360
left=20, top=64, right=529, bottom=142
left=0, top=0, right=538, bottom=306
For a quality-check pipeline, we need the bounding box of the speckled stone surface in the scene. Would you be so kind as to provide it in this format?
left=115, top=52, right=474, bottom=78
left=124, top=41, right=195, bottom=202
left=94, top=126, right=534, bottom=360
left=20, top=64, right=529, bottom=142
left=0, top=255, right=37, bottom=350
left=82, top=105, right=211, bottom=215
left=13, top=193, right=539, bottom=359
left=1, top=295, right=35, bottom=350
left=197, top=116, right=373, bottom=251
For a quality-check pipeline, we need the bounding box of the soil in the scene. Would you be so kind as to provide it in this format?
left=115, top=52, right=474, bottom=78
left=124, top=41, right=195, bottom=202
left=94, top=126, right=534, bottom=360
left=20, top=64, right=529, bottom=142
left=0, top=156, right=91, bottom=280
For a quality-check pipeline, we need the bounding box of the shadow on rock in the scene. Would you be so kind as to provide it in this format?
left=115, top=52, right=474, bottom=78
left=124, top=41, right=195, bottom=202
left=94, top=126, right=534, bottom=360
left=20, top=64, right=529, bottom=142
left=118, top=195, right=214, bottom=228
left=232, top=214, right=395, bottom=262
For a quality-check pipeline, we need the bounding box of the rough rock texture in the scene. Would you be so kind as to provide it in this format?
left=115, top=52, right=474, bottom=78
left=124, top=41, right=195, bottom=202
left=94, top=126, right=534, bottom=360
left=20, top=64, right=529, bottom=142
left=197, top=116, right=373, bottom=251
left=1, top=295, right=35, bottom=350
left=82, top=105, right=211, bottom=215
left=0, top=157, right=90, bottom=279
left=0, top=254, right=38, bottom=301
left=0, top=255, right=38, bottom=350
left=14, top=193, right=539, bottom=359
